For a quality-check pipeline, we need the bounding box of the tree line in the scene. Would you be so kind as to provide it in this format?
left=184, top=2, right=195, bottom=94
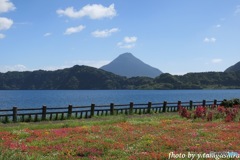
left=0, top=65, right=240, bottom=89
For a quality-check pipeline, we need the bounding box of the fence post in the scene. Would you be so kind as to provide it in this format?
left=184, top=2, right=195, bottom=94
left=163, top=101, right=167, bottom=112
left=202, top=100, right=206, bottom=107
left=13, top=107, right=17, bottom=122
left=110, top=103, right=114, bottom=115
left=42, top=105, right=47, bottom=121
left=177, top=101, right=181, bottom=111
left=91, top=104, right=95, bottom=117
left=147, top=102, right=152, bottom=114
left=189, top=100, right=193, bottom=110
left=68, top=105, right=73, bottom=118
left=213, top=99, right=217, bottom=106
left=130, top=102, right=134, bottom=115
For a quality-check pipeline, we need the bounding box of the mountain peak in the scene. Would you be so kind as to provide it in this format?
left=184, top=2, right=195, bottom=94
left=115, top=53, right=136, bottom=60
left=100, top=53, right=162, bottom=78
left=225, top=61, right=240, bottom=72
left=119, top=52, right=134, bottom=57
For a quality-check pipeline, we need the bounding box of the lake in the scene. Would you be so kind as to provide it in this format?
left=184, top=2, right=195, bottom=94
left=0, top=90, right=240, bottom=109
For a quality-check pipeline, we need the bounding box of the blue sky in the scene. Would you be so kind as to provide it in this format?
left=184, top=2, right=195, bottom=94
left=0, top=0, right=240, bottom=75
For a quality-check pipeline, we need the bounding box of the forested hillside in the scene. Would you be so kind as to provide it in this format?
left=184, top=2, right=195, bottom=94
left=0, top=65, right=125, bottom=89
left=0, top=65, right=240, bottom=89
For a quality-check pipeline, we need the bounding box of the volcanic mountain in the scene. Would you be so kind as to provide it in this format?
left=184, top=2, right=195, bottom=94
left=225, top=61, right=240, bottom=72
left=100, top=53, right=162, bottom=78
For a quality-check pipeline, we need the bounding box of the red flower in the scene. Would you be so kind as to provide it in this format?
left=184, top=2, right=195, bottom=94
left=194, top=106, right=207, bottom=119
left=178, top=106, right=191, bottom=119
left=217, top=106, right=225, bottom=113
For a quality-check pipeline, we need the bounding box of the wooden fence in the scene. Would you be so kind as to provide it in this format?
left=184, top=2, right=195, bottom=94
left=0, top=99, right=221, bottom=123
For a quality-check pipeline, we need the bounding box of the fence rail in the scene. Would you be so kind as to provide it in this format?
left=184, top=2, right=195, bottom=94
left=0, top=99, right=221, bottom=123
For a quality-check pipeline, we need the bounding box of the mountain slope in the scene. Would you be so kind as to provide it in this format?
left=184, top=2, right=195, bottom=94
left=100, top=53, right=162, bottom=78
left=0, top=65, right=126, bottom=89
left=225, top=61, right=240, bottom=72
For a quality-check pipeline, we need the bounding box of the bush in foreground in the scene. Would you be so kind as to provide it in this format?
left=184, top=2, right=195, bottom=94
left=178, top=99, right=240, bottom=122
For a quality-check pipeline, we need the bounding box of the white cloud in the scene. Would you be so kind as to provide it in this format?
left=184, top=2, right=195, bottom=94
left=57, top=60, right=111, bottom=69
left=215, top=24, right=221, bottom=28
left=41, top=66, right=69, bottom=71
left=203, top=37, right=216, bottom=43
left=0, top=17, right=13, bottom=30
left=64, top=25, right=85, bottom=35
left=212, top=59, right=222, bottom=64
left=124, top=36, right=137, bottom=43
left=73, top=60, right=111, bottom=68
left=0, top=33, right=5, bottom=39
left=40, top=60, right=111, bottom=71
left=43, top=32, right=52, bottom=37
left=117, top=43, right=135, bottom=49
left=235, top=5, right=240, bottom=14
left=0, top=1, right=14, bottom=38
left=117, top=36, right=137, bottom=49
left=92, top=28, right=119, bottom=38
left=57, top=4, right=116, bottom=19
left=0, top=64, right=28, bottom=73
left=0, top=0, right=15, bottom=13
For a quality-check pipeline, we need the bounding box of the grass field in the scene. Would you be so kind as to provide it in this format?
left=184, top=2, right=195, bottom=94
left=0, top=113, right=239, bottom=160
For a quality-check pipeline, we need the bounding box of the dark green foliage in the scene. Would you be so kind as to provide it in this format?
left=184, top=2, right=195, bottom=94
left=1, top=65, right=240, bottom=89
left=0, top=65, right=126, bottom=90
left=221, top=99, right=240, bottom=108
left=154, top=71, right=240, bottom=89
left=155, top=73, right=184, bottom=89
left=125, top=77, right=155, bottom=89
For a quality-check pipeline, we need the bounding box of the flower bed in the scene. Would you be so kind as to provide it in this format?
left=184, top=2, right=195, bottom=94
left=178, top=99, right=240, bottom=122
left=0, top=113, right=239, bottom=159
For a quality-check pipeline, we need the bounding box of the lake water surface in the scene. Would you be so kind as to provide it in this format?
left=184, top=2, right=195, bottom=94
left=0, top=90, right=240, bottom=109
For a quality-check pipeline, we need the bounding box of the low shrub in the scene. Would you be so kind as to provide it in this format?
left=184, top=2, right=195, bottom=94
left=178, top=106, right=191, bottom=119
left=221, top=98, right=240, bottom=108
left=193, top=106, right=207, bottom=119
left=179, top=100, right=240, bottom=122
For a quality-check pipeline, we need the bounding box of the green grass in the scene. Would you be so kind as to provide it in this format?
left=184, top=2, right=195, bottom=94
left=0, top=112, right=178, bottom=132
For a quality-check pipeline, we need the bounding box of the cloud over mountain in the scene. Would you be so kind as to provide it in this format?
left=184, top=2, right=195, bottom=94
left=117, top=36, right=137, bottom=49
left=124, top=36, right=137, bottom=43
